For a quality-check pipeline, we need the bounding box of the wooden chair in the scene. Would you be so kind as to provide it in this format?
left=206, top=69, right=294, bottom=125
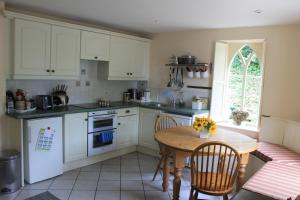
left=152, top=115, right=177, bottom=181
left=189, top=142, right=241, bottom=200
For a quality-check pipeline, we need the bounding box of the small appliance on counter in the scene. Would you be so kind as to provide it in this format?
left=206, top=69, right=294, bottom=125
left=123, top=92, right=131, bottom=103
left=127, top=88, right=138, bottom=101
left=52, top=84, right=69, bottom=107
left=192, top=96, right=208, bottom=110
left=36, top=95, right=53, bottom=110
left=125, top=88, right=151, bottom=102
left=7, top=89, right=37, bottom=113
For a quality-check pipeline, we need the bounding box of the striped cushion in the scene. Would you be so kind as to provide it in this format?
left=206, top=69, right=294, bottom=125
left=243, top=161, right=300, bottom=200
left=252, top=142, right=300, bottom=163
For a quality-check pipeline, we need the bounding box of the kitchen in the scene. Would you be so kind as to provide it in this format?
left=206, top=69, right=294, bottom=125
left=1, top=1, right=300, bottom=200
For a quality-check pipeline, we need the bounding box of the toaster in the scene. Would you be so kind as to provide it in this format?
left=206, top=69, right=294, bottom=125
left=36, top=95, right=53, bottom=110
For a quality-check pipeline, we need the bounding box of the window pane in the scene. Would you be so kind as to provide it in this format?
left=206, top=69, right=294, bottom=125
left=227, top=75, right=243, bottom=111
left=247, top=54, right=261, bottom=76
left=230, top=54, right=243, bottom=75
left=244, top=75, right=262, bottom=127
left=240, top=45, right=253, bottom=60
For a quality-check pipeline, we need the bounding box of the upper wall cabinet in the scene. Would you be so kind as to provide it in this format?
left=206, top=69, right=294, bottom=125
left=99, top=36, right=149, bottom=81
left=80, top=31, right=110, bottom=61
left=13, top=19, right=80, bottom=79
left=14, top=19, right=51, bottom=76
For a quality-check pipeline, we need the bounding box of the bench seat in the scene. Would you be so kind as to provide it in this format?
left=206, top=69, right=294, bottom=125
left=252, top=142, right=300, bottom=163
left=243, top=161, right=300, bottom=200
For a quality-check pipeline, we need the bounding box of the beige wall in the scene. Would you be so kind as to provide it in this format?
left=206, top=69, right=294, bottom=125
left=150, top=25, right=300, bottom=122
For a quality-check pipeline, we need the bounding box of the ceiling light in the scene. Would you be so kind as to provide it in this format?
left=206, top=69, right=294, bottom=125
left=254, top=9, right=262, bottom=14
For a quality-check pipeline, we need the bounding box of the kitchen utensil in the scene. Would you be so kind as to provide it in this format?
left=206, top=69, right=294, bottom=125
left=167, top=74, right=172, bottom=87
left=181, top=68, right=184, bottom=87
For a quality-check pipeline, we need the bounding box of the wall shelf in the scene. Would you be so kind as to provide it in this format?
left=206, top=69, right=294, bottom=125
left=165, top=63, right=209, bottom=67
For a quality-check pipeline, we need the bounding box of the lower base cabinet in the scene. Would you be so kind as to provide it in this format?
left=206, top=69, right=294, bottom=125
left=64, top=113, right=88, bottom=163
left=116, top=114, right=138, bottom=149
left=138, top=108, right=161, bottom=151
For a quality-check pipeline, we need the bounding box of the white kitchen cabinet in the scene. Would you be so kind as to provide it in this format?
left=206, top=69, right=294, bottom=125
left=51, top=26, right=80, bottom=77
left=13, top=18, right=80, bottom=79
left=64, top=113, right=88, bottom=163
left=81, top=31, right=110, bottom=61
left=117, top=114, right=138, bottom=149
left=163, top=113, right=193, bottom=126
left=14, top=18, right=51, bottom=76
left=138, top=108, right=161, bottom=151
left=103, top=36, right=149, bottom=80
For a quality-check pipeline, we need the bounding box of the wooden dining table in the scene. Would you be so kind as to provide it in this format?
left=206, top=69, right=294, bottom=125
left=154, top=126, right=257, bottom=200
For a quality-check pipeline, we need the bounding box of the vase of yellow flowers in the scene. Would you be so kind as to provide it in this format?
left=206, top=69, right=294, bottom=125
left=193, top=117, right=217, bottom=139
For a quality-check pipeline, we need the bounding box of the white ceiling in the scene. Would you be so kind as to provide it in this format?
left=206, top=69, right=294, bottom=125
left=5, top=0, right=300, bottom=34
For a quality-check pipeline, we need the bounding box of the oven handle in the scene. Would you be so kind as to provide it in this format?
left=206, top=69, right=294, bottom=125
left=89, top=115, right=116, bottom=120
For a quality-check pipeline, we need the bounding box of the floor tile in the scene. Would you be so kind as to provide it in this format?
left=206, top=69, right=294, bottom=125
left=97, top=180, right=120, bottom=190
left=0, top=190, right=21, bottom=200
left=24, top=179, right=53, bottom=190
left=121, top=181, right=143, bottom=190
left=141, top=171, right=161, bottom=181
left=121, top=164, right=140, bottom=172
left=80, top=163, right=101, bottom=172
left=121, top=191, right=145, bottom=200
left=73, top=180, right=98, bottom=191
left=101, top=165, right=120, bottom=172
left=100, top=171, right=120, bottom=180
left=145, top=191, right=170, bottom=200
left=14, top=189, right=46, bottom=200
left=95, top=191, right=120, bottom=200
left=143, top=180, right=163, bottom=191
left=49, top=179, right=75, bottom=190
left=68, top=190, right=95, bottom=200
left=121, top=172, right=142, bottom=181
left=121, top=159, right=139, bottom=166
left=77, top=171, right=100, bottom=180
left=48, top=189, right=71, bottom=200
left=55, top=170, right=79, bottom=180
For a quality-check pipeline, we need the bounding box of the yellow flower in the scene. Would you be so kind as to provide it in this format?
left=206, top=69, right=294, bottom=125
left=208, top=125, right=217, bottom=134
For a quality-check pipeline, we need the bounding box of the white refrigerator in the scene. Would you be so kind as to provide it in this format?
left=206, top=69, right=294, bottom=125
left=24, top=117, right=63, bottom=184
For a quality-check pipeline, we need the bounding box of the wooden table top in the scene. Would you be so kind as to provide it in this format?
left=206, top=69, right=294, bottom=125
left=155, top=126, right=257, bottom=154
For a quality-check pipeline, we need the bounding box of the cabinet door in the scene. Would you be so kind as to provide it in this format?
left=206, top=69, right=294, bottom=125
left=81, top=31, right=110, bottom=61
left=117, top=114, right=138, bottom=149
left=139, top=108, right=160, bottom=151
left=14, top=19, right=51, bottom=76
left=51, top=26, right=80, bottom=77
left=129, top=40, right=149, bottom=79
left=64, top=113, right=88, bottom=163
left=109, top=36, right=131, bottom=78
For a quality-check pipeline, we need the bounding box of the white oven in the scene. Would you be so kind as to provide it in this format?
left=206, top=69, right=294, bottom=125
left=87, top=110, right=117, bottom=157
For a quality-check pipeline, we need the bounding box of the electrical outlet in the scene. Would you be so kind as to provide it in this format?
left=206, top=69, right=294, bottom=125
left=81, top=69, right=86, bottom=76
left=85, top=81, right=90, bottom=86
left=76, top=81, right=81, bottom=87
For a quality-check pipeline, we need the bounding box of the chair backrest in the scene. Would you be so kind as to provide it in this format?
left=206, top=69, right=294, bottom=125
left=155, top=115, right=177, bottom=133
left=190, top=141, right=241, bottom=195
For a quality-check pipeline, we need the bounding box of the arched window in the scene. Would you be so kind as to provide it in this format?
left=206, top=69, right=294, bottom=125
left=226, top=45, right=263, bottom=127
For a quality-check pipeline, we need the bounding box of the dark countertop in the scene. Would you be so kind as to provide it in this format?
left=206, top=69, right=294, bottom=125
left=7, top=101, right=209, bottom=119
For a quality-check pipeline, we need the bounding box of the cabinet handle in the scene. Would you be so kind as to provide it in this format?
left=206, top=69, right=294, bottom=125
left=130, top=73, right=133, bottom=75
left=94, top=56, right=98, bottom=59
left=52, top=70, right=55, bottom=73
left=126, top=73, right=130, bottom=75
left=118, top=123, right=121, bottom=125
left=125, top=110, right=130, bottom=113
left=84, top=118, right=88, bottom=121
left=46, top=69, right=50, bottom=72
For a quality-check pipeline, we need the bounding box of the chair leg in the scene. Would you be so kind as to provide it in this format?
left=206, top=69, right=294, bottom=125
left=223, top=194, right=229, bottom=200
left=152, top=155, right=164, bottom=181
left=189, top=188, right=194, bottom=200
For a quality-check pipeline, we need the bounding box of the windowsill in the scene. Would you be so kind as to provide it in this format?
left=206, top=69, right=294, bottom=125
left=217, top=121, right=259, bottom=139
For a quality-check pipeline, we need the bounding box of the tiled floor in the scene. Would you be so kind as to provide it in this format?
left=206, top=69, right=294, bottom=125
left=1, top=152, right=223, bottom=200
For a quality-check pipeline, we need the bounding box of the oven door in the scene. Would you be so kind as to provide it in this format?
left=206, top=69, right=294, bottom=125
left=88, top=114, right=116, bottom=133
left=88, top=129, right=116, bottom=157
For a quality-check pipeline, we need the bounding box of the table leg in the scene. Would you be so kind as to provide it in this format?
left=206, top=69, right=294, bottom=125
left=237, top=153, right=250, bottom=191
left=172, top=151, right=186, bottom=200
left=162, top=149, right=170, bottom=192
